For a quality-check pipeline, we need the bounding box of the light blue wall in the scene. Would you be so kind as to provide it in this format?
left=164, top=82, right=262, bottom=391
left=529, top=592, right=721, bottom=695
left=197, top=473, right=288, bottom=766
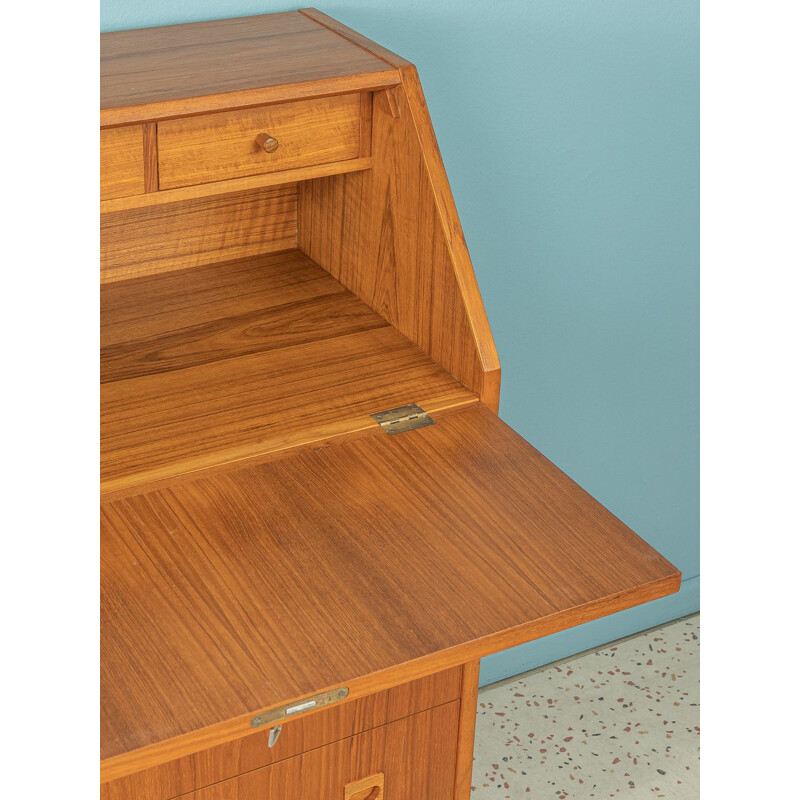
left=101, top=1, right=700, bottom=686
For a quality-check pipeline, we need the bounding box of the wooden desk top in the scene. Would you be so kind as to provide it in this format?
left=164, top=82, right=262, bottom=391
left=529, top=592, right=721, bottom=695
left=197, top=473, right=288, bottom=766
left=101, top=10, right=402, bottom=126
left=102, top=402, right=679, bottom=771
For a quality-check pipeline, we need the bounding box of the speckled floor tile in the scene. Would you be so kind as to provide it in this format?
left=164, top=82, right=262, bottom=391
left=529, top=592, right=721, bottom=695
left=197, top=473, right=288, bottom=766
left=471, top=615, right=699, bottom=799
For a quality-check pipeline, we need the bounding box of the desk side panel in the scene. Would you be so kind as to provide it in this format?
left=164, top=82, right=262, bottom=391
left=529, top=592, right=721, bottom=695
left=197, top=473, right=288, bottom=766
left=298, top=74, right=501, bottom=410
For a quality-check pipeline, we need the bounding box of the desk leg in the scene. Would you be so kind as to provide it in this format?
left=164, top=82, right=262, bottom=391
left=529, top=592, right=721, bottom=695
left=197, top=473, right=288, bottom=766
left=454, top=660, right=480, bottom=800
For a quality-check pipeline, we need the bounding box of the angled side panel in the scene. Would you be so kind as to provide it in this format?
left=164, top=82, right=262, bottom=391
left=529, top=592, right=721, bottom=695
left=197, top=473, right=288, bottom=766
left=297, top=69, right=500, bottom=410
left=398, top=65, right=501, bottom=411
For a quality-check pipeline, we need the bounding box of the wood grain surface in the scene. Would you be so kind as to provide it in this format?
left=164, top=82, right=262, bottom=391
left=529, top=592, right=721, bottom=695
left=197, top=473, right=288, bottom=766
left=100, top=12, right=399, bottom=126
left=157, top=93, right=364, bottom=189
left=181, top=702, right=459, bottom=800
left=298, top=73, right=501, bottom=411
left=101, top=667, right=461, bottom=799
left=100, top=186, right=297, bottom=283
left=100, top=250, right=477, bottom=496
left=101, top=402, right=680, bottom=772
left=101, top=126, right=145, bottom=200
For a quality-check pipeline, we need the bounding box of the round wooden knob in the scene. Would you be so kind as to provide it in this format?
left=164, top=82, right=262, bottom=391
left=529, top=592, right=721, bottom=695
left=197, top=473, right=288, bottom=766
left=255, top=133, right=279, bottom=153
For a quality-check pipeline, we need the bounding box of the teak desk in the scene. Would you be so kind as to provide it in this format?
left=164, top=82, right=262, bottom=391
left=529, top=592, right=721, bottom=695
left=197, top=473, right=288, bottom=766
left=100, top=10, right=681, bottom=799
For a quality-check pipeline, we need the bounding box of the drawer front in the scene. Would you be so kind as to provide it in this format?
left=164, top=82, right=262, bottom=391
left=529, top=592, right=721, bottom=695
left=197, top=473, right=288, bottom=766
left=185, top=701, right=459, bottom=800
left=101, top=667, right=461, bottom=800
left=157, top=94, right=364, bottom=190
left=101, top=126, right=145, bottom=199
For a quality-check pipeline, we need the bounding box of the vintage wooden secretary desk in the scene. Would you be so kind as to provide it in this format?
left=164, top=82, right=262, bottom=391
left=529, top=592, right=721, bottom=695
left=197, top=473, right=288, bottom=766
left=100, top=10, right=681, bottom=800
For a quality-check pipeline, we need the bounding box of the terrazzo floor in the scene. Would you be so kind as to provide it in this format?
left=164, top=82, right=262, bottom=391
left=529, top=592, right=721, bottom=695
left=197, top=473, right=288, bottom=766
left=471, top=615, right=699, bottom=799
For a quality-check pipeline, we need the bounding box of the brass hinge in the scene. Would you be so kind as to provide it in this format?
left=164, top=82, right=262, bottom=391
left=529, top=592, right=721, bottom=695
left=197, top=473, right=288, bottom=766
left=370, top=403, right=435, bottom=435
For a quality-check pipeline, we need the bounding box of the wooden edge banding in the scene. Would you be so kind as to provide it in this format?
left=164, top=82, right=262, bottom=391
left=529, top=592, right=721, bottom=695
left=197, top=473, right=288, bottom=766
left=299, top=8, right=412, bottom=68
left=454, top=661, right=480, bottom=800
left=143, top=123, right=158, bottom=192
left=100, top=72, right=401, bottom=128
left=100, top=572, right=680, bottom=784
left=481, top=368, right=502, bottom=415
left=100, top=158, right=372, bottom=214
left=397, top=64, right=502, bottom=411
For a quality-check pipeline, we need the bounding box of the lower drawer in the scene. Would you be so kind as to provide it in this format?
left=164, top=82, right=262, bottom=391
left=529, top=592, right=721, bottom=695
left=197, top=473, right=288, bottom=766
left=101, top=666, right=461, bottom=800
left=184, top=701, right=459, bottom=800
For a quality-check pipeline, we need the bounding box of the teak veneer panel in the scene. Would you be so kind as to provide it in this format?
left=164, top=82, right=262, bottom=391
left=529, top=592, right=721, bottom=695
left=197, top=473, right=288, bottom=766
left=101, top=125, right=145, bottom=200
left=100, top=12, right=400, bottom=126
left=100, top=251, right=477, bottom=496
left=101, top=667, right=461, bottom=800
left=100, top=186, right=297, bottom=283
left=157, top=93, right=364, bottom=190
left=299, top=70, right=501, bottom=411
left=101, top=402, right=680, bottom=771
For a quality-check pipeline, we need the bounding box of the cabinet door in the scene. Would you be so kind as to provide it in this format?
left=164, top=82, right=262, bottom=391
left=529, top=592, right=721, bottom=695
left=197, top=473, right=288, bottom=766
left=184, top=701, right=459, bottom=800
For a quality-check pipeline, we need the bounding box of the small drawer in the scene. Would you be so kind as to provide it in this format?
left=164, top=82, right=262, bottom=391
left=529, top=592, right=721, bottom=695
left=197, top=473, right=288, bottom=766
left=184, top=701, right=458, bottom=800
left=101, top=126, right=145, bottom=200
left=157, top=93, right=365, bottom=190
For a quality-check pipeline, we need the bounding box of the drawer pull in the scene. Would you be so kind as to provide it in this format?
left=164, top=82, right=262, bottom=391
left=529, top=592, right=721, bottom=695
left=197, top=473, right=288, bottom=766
left=255, top=133, right=279, bottom=153
left=344, top=772, right=384, bottom=800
